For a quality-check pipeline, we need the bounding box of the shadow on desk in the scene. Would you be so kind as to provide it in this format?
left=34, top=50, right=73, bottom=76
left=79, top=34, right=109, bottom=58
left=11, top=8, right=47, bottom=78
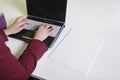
left=28, top=75, right=46, bottom=80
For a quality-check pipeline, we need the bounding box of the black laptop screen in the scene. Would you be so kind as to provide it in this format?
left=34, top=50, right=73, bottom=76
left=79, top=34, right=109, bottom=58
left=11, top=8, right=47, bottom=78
left=26, top=0, right=67, bottom=22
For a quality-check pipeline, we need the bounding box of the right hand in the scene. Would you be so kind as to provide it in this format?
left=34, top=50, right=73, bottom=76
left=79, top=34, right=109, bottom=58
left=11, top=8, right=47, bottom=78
left=34, top=24, right=54, bottom=41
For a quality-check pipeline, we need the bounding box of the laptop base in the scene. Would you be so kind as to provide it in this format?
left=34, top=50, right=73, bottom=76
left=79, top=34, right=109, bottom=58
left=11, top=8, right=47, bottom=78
left=9, top=29, right=54, bottom=47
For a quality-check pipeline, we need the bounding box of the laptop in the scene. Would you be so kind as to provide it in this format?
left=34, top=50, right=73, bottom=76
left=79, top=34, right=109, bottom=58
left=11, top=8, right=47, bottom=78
left=9, top=0, right=67, bottom=47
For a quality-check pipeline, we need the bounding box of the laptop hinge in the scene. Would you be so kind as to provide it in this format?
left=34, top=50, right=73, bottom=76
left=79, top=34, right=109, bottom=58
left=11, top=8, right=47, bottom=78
left=28, top=15, right=64, bottom=26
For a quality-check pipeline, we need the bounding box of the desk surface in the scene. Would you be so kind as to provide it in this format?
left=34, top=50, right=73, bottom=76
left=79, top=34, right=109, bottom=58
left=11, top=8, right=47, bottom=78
left=1, top=0, right=120, bottom=80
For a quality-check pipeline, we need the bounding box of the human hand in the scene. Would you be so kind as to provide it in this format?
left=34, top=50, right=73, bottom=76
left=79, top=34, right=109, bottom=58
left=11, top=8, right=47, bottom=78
left=34, top=24, right=54, bottom=41
left=4, top=16, right=29, bottom=35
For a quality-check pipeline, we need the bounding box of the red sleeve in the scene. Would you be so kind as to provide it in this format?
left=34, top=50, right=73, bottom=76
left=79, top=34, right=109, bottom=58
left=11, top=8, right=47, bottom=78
left=0, top=30, right=48, bottom=80
left=18, top=39, right=48, bottom=77
left=0, top=29, right=8, bottom=42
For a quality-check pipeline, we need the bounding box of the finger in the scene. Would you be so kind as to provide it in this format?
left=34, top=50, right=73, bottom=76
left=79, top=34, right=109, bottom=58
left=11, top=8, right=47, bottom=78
left=19, top=19, right=29, bottom=25
left=47, top=25, right=54, bottom=31
left=16, top=16, right=24, bottom=21
left=37, top=24, right=45, bottom=31
left=46, top=25, right=51, bottom=28
left=16, top=16, right=22, bottom=20
left=18, top=20, right=29, bottom=28
left=48, top=26, right=52, bottom=29
left=18, top=26, right=25, bottom=31
left=18, top=23, right=28, bottom=31
left=48, top=28, right=54, bottom=35
left=16, top=16, right=27, bottom=23
left=49, top=28, right=54, bottom=32
left=39, top=24, right=47, bottom=29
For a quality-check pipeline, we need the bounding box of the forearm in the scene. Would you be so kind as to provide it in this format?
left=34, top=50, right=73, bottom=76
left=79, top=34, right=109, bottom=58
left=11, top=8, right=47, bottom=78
left=0, top=31, right=27, bottom=80
left=18, top=39, right=48, bottom=77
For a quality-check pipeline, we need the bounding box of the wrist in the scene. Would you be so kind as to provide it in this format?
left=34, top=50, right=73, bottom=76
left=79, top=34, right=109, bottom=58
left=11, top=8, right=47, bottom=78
left=33, top=36, right=44, bottom=41
left=3, top=26, right=15, bottom=36
left=3, top=29, right=11, bottom=36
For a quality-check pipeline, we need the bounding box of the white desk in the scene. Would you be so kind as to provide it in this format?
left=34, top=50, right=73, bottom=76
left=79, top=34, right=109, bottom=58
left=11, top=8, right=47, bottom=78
left=1, top=0, right=120, bottom=80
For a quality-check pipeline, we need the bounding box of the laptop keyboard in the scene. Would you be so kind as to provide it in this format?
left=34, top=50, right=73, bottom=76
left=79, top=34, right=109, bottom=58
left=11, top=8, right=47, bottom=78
left=25, top=19, right=61, bottom=37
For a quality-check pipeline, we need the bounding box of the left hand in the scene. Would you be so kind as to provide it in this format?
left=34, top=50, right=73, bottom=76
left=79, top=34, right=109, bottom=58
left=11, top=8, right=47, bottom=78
left=4, top=16, right=29, bottom=35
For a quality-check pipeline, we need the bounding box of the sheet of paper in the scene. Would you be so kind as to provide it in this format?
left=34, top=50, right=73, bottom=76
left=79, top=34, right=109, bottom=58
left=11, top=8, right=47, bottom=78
left=49, top=28, right=104, bottom=76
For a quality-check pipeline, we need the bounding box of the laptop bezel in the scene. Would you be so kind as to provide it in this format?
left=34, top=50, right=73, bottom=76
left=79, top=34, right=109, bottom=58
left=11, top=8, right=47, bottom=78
left=26, top=0, right=67, bottom=26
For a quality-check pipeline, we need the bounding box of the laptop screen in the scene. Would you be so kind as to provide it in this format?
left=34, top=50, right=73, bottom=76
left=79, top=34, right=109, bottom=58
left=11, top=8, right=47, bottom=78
left=26, top=0, right=67, bottom=22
